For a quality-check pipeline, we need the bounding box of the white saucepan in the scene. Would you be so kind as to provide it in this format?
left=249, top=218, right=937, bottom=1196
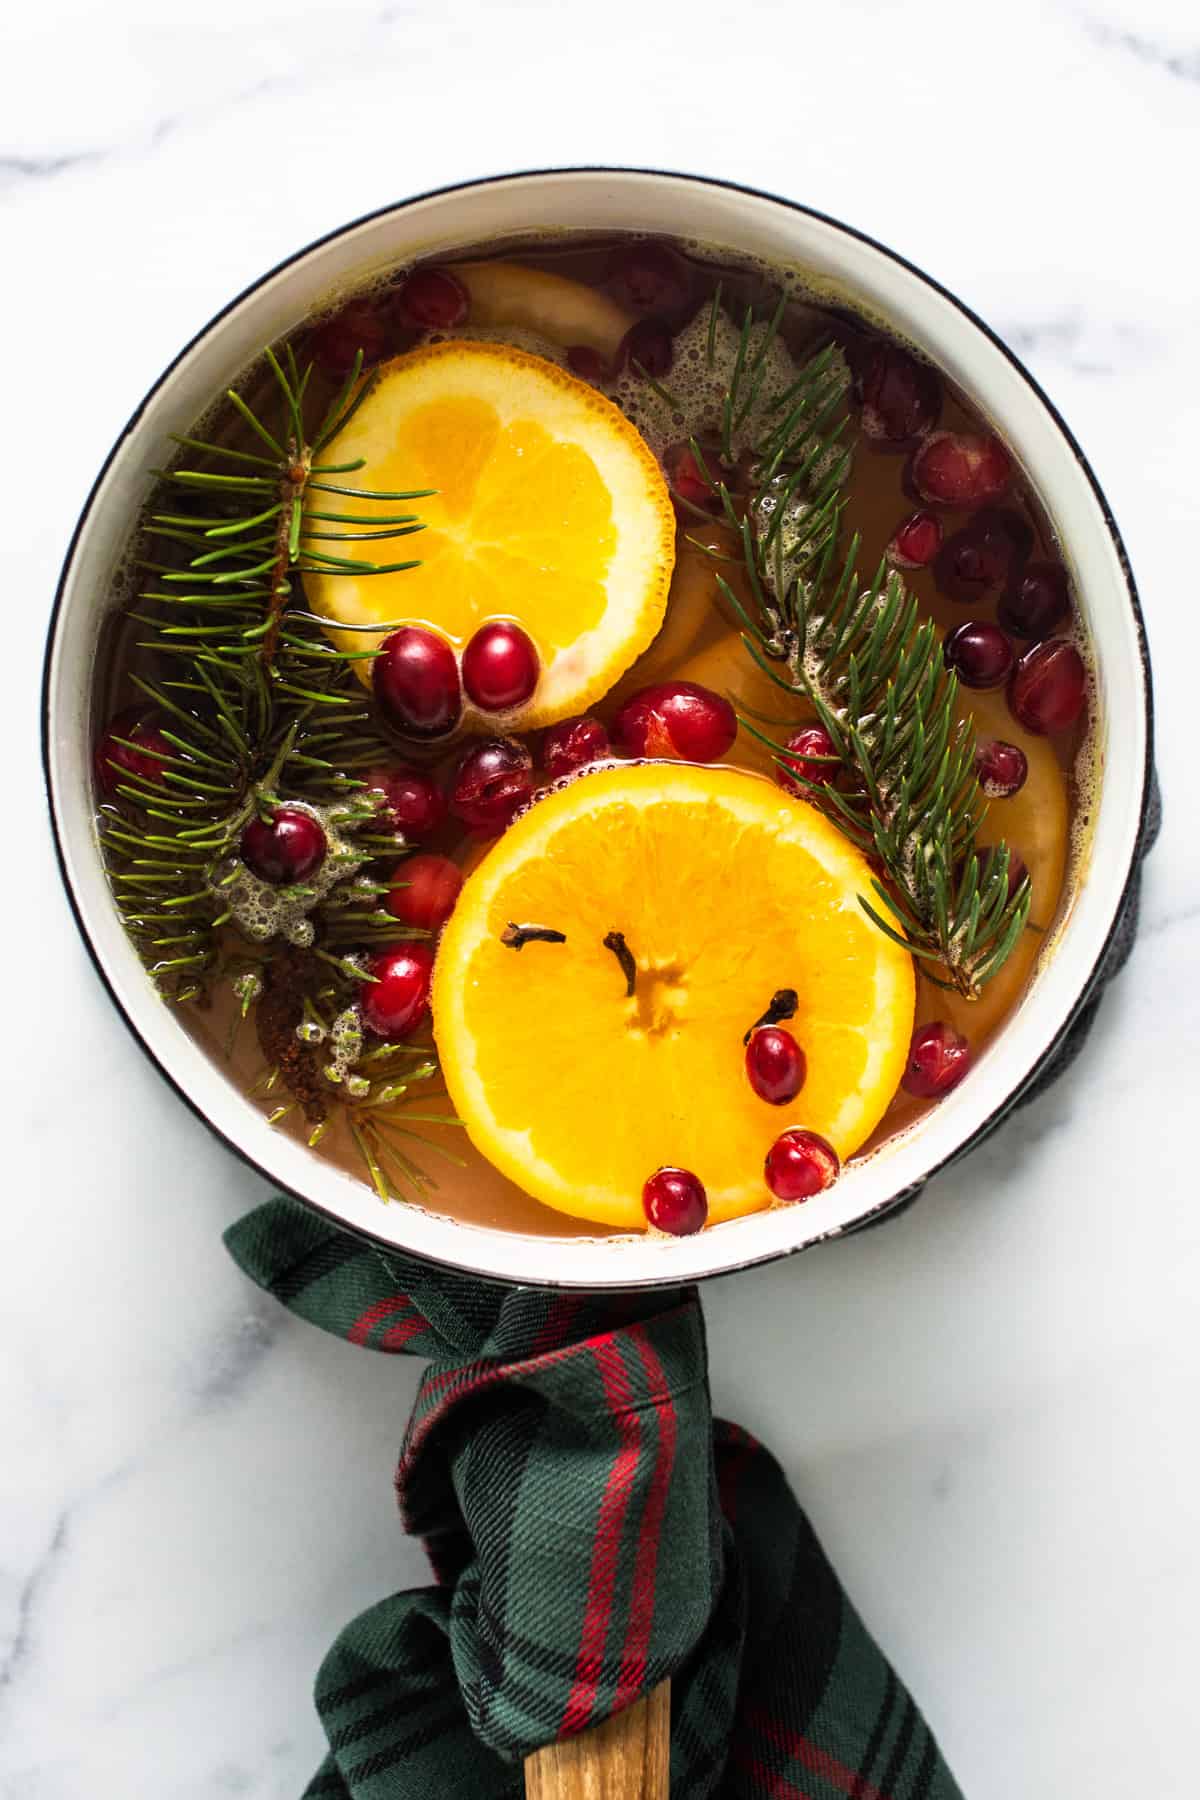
left=41, top=168, right=1154, bottom=1288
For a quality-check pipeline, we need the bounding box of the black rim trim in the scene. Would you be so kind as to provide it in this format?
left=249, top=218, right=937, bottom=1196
left=41, top=165, right=1155, bottom=1290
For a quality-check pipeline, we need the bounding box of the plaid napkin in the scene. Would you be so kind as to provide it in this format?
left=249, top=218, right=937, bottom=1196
left=228, top=1200, right=963, bottom=1798
left=225, top=777, right=1159, bottom=1797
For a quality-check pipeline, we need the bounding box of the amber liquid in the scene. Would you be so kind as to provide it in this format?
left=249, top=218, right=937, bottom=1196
left=103, top=233, right=1092, bottom=1239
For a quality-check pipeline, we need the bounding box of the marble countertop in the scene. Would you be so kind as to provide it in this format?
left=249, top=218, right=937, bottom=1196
left=3, top=0, right=1196, bottom=1792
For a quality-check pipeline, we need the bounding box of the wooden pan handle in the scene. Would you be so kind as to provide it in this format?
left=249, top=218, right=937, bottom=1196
left=524, top=1679, right=670, bottom=1800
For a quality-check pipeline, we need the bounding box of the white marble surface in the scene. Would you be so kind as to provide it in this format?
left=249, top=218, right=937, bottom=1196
left=3, top=0, right=1196, bottom=1793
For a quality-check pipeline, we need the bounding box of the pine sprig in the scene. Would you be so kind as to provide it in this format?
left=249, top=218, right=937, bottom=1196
left=688, top=301, right=851, bottom=577
left=101, top=347, right=424, bottom=1002
left=97, top=337, right=466, bottom=1200
left=252, top=1011, right=463, bottom=1204
left=696, top=296, right=1031, bottom=998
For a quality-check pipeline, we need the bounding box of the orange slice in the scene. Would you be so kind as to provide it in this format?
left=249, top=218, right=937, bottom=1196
left=453, top=261, right=635, bottom=356
left=432, top=762, right=916, bottom=1230
left=304, top=341, right=675, bottom=730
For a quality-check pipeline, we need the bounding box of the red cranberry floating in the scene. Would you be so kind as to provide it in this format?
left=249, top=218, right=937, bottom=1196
left=1001, top=850, right=1030, bottom=900
left=373, top=626, right=462, bottom=739
left=462, top=620, right=540, bottom=712
left=542, top=713, right=611, bottom=780
left=642, top=1166, right=708, bottom=1236
left=449, top=737, right=534, bottom=835
left=745, top=1027, right=807, bottom=1106
left=619, top=318, right=674, bottom=380
left=95, top=712, right=171, bottom=798
left=856, top=341, right=941, bottom=448
left=911, top=431, right=1012, bottom=507
left=999, top=561, right=1070, bottom=639
left=776, top=723, right=837, bottom=795
left=936, top=537, right=1003, bottom=607
left=976, top=739, right=1028, bottom=799
left=943, top=620, right=1015, bottom=691
left=764, top=1128, right=840, bottom=1202
left=887, top=510, right=943, bottom=569
left=613, top=681, right=736, bottom=763
left=385, top=852, right=463, bottom=933
left=664, top=442, right=721, bottom=517
left=366, top=763, right=447, bottom=841
left=309, top=300, right=388, bottom=379
left=955, top=843, right=1028, bottom=905
left=240, top=807, right=327, bottom=886
left=1009, top=638, right=1087, bottom=736
left=607, top=241, right=691, bottom=318
left=566, top=344, right=608, bottom=383
left=361, top=942, right=435, bottom=1040
left=901, top=1021, right=972, bottom=1099
left=934, top=508, right=1033, bottom=605
left=392, top=266, right=469, bottom=331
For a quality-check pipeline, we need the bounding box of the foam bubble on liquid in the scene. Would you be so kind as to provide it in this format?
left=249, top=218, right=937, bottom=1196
left=214, top=800, right=371, bottom=946
left=607, top=307, right=846, bottom=465
left=232, top=970, right=262, bottom=1011
left=322, top=1007, right=366, bottom=1090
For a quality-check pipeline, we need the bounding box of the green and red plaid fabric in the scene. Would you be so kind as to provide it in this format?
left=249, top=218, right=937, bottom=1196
left=227, top=1197, right=964, bottom=1799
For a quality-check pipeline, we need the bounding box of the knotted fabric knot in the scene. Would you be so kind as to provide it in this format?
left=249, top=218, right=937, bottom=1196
left=227, top=1199, right=963, bottom=1799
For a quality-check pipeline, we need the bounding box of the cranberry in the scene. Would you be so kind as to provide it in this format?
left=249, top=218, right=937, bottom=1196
left=240, top=806, right=327, bottom=885
left=1009, top=638, right=1087, bottom=735
left=1002, top=850, right=1030, bottom=899
left=943, top=620, right=1015, bottom=691
left=373, top=627, right=462, bottom=739
left=934, top=509, right=1033, bottom=605
left=385, top=852, right=463, bottom=933
left=365, top=763, right=447, bottom=841
left=960, top=843, right=1028, bottom=905
left=776, top=723, right=838, bottom=795
left=361, top=942, right=435, bottom=1040
left=999, top=562, right=1071, bottom=639
left=392, top=266, right=469, bottom=331
left=745, top=1027, right=807, bottom=1106
left=309, top=301, right=388, bottom=379
left=618, top=318, right=673, bottom=379
left=764, top=1128, right=840, bottom=1202
left=95, top=711, right=171, bottom=798
left=642, top=1166, right=708, bottom=1236
left=856, top=341, right=941, bottom=447
left=462, top=620, right=540, bottom=712
left=975, top=739, right=1028, bottom=799
left=449, top=737, right=534, bottom=835
left=607, top=241, right=691, bottom=318
left=887, top=510, right=943, bottom=569
left=901, top=1022, right=972, bottom=1098
left=815, top=319, right=870, bottom=389
left=566, top=344, right=608, bottom=382
left=911, top=432, right=1012, bottom=507
left=542, top=714, right=611, bottom=780
left=665, top=442, right=721, bottom=517
left=613, top=681, right=736, bottom=762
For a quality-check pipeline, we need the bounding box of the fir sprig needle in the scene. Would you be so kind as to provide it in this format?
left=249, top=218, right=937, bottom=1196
left=99, top=329, right=454, bottom=1201
left=697, top=290, right=1030, bottom=998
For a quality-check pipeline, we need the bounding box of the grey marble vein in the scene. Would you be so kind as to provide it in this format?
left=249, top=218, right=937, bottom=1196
left=0, top=152, right=101, bottom=179
left=996, top=312, right=1154, bottom=376
left=181, top=1309, right=280, bottom=1407
left=1084, top=18, right=1200, bottom=83
left=0, top=1514, right=69, bottom=1709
